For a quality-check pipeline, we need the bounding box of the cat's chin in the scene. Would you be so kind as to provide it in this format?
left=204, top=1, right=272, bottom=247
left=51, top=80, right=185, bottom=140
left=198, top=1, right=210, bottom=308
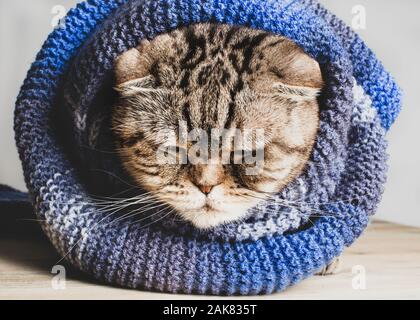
left=179, top=204, right=253, bottom=230
left=187, top=211, right=247, bottom=230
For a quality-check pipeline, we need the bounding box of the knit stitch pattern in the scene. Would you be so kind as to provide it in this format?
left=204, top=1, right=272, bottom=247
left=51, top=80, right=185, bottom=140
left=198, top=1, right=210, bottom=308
left=6, top=0, right=400, bottom=295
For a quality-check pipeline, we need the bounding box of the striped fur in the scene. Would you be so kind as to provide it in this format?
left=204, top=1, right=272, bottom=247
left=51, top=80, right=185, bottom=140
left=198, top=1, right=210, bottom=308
left=112, top=23, right=323, bottom=229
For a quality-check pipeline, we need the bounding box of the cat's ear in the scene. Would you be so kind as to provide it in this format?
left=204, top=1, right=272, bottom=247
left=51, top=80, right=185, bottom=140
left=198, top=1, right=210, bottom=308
left=114, top=40, right=159, bottom=96
left=270, top=43, right=323, bottom=101
left=114, top=40, right=152, bottom=85
left=115, top=34, right=175, bottom=86
left=115, top=76, right=158, bottom=97
left=272, top=82, right=322, bottom=101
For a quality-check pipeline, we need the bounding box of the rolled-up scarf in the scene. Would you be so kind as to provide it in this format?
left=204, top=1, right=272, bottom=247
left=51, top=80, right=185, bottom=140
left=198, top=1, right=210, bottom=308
left=1, top=0, right=401, bottom=295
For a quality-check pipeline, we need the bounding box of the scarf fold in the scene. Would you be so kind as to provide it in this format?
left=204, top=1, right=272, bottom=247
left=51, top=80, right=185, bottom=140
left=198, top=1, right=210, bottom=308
left=1, top=0, right=400, bottom=295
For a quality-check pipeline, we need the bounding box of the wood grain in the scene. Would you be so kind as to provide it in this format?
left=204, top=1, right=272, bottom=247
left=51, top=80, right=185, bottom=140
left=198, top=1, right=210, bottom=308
left=0, top=220, right=419, bottom=300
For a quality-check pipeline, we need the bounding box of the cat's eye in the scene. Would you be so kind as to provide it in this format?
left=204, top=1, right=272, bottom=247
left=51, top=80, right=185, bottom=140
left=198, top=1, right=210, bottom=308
left=162, top=146, right=188, bottom=165
left=166, top=146, right=188, bottom=156
left=270, top=67, right=284, bottom=80
left=230, top=149, right=263, bottom=164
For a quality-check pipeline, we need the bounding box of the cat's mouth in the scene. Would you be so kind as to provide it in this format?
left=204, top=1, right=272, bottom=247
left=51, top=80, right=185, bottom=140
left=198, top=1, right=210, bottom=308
left=172, top=195, right=259, bottom=229
left=202, top=202, right=222, bottom=213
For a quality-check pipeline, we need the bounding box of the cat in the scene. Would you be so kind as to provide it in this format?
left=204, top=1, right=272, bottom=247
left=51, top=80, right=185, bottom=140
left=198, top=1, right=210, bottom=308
left=111, top=23, right=323, bottom=230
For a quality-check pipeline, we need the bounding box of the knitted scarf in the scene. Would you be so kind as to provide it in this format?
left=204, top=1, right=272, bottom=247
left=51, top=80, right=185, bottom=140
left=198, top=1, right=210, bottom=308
left=1, top=0, right=400, bottom=295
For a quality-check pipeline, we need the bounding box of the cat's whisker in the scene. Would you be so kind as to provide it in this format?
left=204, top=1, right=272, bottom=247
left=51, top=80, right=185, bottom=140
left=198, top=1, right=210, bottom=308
left=262, top=206, right=340, bottom=218
left=89, top=169, right=142, bottom=189
left=97, top=204, right=164, bottom=228
left=112, top=201, right=169, bottom=221
left=252, top=190, right=360, bottom=206
left=78, top=194, right=158, bottom=218
left=56, top=192, right=163, bottom=221
left=87, top=198, right=161, bottom=218
left=126, top=206, right=174, bottom=227
left=239, top=193, right=341, bottom=217
left=89, top=194, right=157, bottom=208
left=17, top=218, right=47, bottom=223
left=54, top=205, right=129, bottom=265
left=88, top=191, right=159, bottom=206
left=128, top=210, right=173, bottom=229
left=53, top=193, right=171, bottom=265
left=70, top=199, right=149, bottom=217
left=80, top=144, right=122, bottom=155
left=89, top=189, right=156, bottom=201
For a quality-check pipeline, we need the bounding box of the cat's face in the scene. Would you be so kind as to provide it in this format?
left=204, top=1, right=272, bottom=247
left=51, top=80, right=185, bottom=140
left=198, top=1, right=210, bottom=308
left=112, top=24, right=323, bottom=229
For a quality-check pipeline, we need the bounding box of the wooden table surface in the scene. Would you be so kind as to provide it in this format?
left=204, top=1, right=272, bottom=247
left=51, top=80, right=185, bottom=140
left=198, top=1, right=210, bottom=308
left=0, top=220, right=419, bottom=300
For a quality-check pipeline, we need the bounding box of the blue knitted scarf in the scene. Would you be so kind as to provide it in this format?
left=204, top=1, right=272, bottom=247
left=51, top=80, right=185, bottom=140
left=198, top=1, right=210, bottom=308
left=2, top=0, right=401, bottom=295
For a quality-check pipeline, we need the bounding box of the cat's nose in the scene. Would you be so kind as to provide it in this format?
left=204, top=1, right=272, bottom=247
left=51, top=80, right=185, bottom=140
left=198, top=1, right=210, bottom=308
left=198, top=184, right=214, bottom=195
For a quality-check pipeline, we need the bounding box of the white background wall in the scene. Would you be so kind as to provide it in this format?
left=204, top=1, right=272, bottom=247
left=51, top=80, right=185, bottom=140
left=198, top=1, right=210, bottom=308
left=1, top=1, right=419, bottom=227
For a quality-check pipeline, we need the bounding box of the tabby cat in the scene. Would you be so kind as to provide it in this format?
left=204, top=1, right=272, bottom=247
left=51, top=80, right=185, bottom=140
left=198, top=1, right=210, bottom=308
left=112, top=23, right=323, bottom=230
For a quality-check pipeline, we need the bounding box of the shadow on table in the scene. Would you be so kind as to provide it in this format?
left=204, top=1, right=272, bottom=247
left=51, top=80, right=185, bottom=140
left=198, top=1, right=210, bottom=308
left=0, top=200, right=95, bottom=285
